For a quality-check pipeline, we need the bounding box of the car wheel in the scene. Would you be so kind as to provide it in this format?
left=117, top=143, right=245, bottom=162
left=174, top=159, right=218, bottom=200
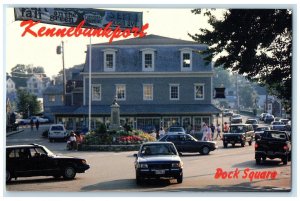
left=282, top=156, right=288, bottom=165
left=63, top=166, right=76, bottom=180
left=136, top=174, right=142, bottom=185
left=223, top=143, right=228, bottom=148
left=200, top=146, right=210, bottom=155
left=176, top=174, right=183, bottom=183
left=6, top=170, right=12, bottom=183
left=256, top=158, right=261, bottom=165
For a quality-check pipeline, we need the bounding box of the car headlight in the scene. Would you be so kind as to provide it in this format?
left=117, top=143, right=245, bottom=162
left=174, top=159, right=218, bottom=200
left=81, top=159, right=87, bottom=165
left=138, top=163, right=148, bottom=168
left=172, top=162, right=183, bottom=168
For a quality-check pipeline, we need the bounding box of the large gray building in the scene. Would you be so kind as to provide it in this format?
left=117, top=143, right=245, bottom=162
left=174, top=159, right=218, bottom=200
left=46, top=35, right=221, bottom=132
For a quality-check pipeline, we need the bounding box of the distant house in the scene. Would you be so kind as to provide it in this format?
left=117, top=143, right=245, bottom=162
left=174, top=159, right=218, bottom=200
left=48, top=34, right=221, bottom=131
left=26, top=74, right=50, bottom=98
left=6, top=76, right=17, bottom=111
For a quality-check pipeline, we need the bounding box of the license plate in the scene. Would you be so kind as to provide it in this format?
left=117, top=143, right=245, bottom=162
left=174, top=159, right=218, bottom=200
left=155, top=170, right=165, bottom=175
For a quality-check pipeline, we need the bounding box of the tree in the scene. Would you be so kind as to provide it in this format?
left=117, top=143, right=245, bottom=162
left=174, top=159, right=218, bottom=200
left=190, top=9, right=292, bottom=112
left=16, top=89, right=42, bottom=118
left=213, top=66, right=234, bottom=89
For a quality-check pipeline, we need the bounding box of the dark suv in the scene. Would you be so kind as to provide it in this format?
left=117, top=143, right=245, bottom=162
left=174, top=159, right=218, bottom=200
left=222, top=124, right=255, bottom=148
left=6, top=144, right=90, bottom=182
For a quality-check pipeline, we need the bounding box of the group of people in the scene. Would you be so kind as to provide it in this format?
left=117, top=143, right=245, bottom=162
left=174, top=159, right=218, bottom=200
left=201, top=122, right=229, bottom=141
left=67, top=131, right=84, bottom=150
left=30, top=119, right=39, bottom=131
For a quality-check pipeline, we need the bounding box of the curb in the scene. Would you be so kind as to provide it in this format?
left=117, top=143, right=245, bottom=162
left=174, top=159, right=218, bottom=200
left=6, top=129, right=25, bottom=137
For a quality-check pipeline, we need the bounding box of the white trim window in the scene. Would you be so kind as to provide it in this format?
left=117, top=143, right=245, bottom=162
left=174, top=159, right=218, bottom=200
left=180, top=48, right=193, bottom=71
left=143, top=84, right=153, bottom=101
left=141, top=48, right=155, bottom=71
left=103, top=49, right=117, bottom=71
left=194, top=83, right=205, bottom=100
left=116, top=84, right=126, bottom=101
left=92, top=84, right=101, bottom=101
left=169, top=84, right=179, bottom=100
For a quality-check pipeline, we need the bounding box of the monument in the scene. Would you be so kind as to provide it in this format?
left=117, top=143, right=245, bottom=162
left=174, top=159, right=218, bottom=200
left=110, top=96, right=121, bottom=130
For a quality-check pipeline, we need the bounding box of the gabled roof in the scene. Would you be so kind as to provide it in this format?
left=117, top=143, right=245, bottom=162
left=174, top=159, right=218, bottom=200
left=93, top=34, right=203, bottom=46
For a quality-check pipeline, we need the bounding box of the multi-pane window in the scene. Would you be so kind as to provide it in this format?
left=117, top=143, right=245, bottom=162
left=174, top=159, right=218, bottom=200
left=143, top=84, right=153, bottom=100
left=180, top=49, right=193, bottom=71
left=142, top=49, right=155, bottom=71
left=49, top=95, right=55, bottom=102
left=116, top=84, right=126, bottom=100
left=194, top=84, right=204, bottom=100
left=183, top=53, right=191, bottom=67
left=103, top=49, right=117, bottom=71
left=92, top=85, right=101, bottom=101
left=169, top=84, right=179, bottom=100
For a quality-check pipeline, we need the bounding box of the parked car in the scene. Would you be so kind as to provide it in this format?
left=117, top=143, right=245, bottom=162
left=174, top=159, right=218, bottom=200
left=245, top=119, right=259, bottom=130
left=222, top=124, right=255, bottom=148
left=259, top=113, right=268, bottom=121
left=255, top=130, right=291, bottom=165
left=6, top=144, right=90, bottom=182
left=159, top=133, right=217, bottom=155
left=279, top=119, right=289, bottom=125
left=134, top=142, right=183, bottom=184
left=48, top=124, right=68, bottom=142
left=16, top=118, right=31, bottom=125
left=264, top=114, right=275, bottom=123
left=230, top=114, right=243, bottom=124
left=223, top=109, right=233, bottom=117
left=30, top=116, right=49, bottom=123
left=166, top=127, right=186, bottom=135
left=286, top=120, right=291, bottom=131
left=254, top=126, right=270, bottom=141
left=271, top=121, right=286, bottom=131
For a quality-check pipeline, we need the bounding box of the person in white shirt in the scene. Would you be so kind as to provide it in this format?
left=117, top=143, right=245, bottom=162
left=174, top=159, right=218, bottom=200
left=158, top=127, right=165, bottom=139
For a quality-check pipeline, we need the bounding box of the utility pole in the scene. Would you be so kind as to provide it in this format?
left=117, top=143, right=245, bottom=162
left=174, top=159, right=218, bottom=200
left=236, top=73, right=239, bottom=113
left=57, top=41, right=66, bottom=105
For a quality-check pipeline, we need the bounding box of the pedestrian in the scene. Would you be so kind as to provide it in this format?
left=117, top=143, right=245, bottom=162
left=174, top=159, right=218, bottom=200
left=207, top=125, right=212, bottom=141
left=211, top=123, right=215, bottom=140
left=158, top=127, right=165, bottom=139
left=30, top=119, right=34, bottom=131
left=67, top=131, right=77, bottom=150
left=223, top=122, right=229, bottom=133
left=216, top=124, right=222, bottom=140
left=201, top=124, right=208, bottom=141
left=35, top=119, right=40, bottom=131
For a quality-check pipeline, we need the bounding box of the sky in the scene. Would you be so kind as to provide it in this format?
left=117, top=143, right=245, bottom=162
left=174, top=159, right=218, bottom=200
left=5, top=7, right=213, bottom=77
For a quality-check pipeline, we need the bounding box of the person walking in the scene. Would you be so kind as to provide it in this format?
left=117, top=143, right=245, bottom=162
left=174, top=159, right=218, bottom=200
left=30, top=119, right=34, bottom=131
left=215, top=124, right=222, bottom=140
left=223, top=122, right=229, bottom=133
left=158, top=127, right=165, bottom=139
left=35, top=119, right=40, bottom=131
left=210, top=123, right=215, bottom=140
left=201, top=124, right=208, bottom=141
left=207, top=125, right=212, bottom=141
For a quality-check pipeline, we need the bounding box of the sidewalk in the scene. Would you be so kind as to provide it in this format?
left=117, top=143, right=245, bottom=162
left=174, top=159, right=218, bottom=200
left=6, top=129, right=24, bottom=137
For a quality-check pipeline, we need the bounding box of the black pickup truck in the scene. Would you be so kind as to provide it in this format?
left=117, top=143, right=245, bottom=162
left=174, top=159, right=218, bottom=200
left=255, top=130, right=291, bottom=165
left=222, top=124, right=255, bottom=148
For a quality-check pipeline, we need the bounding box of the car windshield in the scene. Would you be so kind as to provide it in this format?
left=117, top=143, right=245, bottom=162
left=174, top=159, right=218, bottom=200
left=50, top=126, right=64, bottom=131
left=229, top=125, right=245, bottom=133
left=256, top=127, right=269, bottom=131
left=141, top=144, right=177, bottom=156
left=262, top=132, right=287, bottom=140
left=273, top=122, right=284, bottom=125
left=169, top=127, right=184, bottom=132
left=42, top=146, right=55, bottom=156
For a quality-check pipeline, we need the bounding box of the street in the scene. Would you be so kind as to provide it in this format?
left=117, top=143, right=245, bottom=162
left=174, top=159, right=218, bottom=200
left=5, top=120, right=292, bottom=193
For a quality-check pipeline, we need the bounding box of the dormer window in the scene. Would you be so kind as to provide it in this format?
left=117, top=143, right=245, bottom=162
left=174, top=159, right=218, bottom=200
left=180, top=48, right=193, bottom=71
left=103, top=49, right=117, bottom=71
left=141, top=48, right=155, bottom=71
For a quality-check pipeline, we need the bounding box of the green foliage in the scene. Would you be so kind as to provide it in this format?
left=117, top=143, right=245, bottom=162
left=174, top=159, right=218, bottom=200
left=16, top=89, right=42, bottom=118
left=190, top=9, right=292, bottom=110
left=96, top=123, right=107, bottom=134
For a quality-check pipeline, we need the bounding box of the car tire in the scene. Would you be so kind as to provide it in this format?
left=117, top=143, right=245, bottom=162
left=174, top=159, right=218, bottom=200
left=223, top=143, right=228, bottom=148
left=177, top=174, right=183, bottom=183
left=256, top=158, right=261, bottom=165
left=282, top=156, right=288, bottom=165
left=63, top=166, right=76, bottom=180
left=136, top=174, right=142, bottom=185
left=6, top=170, right=12, bottom=183
left=200, top=146, right=210, bottom=155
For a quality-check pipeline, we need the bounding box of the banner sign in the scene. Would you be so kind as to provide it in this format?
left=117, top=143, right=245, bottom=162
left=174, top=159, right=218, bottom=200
left=14, top=8, right=143, bottom=30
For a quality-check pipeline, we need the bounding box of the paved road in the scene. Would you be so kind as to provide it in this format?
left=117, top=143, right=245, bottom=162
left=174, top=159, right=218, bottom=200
left=5, top=124, right=292, bottom=193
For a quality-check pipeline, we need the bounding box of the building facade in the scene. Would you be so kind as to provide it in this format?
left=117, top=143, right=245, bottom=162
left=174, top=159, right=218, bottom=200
left=50, top=35, right=221, bottom=132
left=27, top=74, right=50, bottom=98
